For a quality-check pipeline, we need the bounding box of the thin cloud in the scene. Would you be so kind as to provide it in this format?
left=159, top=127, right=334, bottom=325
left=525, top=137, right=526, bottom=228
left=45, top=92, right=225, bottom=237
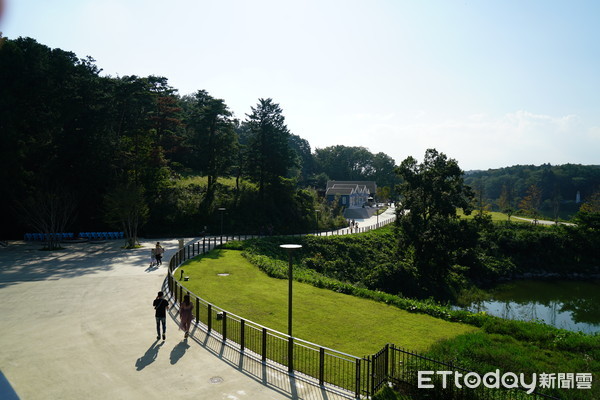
left=321, top=111, right=598, bottom=170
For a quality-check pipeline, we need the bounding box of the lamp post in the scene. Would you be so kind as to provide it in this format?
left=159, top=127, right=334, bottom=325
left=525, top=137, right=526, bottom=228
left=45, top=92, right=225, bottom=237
left=218, top=207, right=226, bottom=242
left=280, top=243, right=302, bottom=372
left=314, top=209, right=320, bottom=235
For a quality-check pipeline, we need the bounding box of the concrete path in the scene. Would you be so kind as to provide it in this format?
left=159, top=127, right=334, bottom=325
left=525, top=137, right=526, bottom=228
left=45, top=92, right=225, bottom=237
left=512, top=216, right=575, bottom=226
left=351, top=205, right=396, bottom=228
left=0, top=239, right=351, bottom=400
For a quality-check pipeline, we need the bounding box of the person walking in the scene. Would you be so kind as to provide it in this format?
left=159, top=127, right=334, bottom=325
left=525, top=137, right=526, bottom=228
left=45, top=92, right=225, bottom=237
left=179, top=294, right=194, bottom=338
left=149, top=248, right=157, bottom=268
left=153, top=291, right=169, bottom=340
left=155, top=242, right=165, bottom=265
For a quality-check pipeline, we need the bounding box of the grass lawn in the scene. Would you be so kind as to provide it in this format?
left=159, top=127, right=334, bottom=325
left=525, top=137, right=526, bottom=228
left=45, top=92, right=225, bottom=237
left=457, top=209, right=528, bottom=223
left=176, top=249, right=477, bottom=356
left=174, top=175, right=258, bottom=190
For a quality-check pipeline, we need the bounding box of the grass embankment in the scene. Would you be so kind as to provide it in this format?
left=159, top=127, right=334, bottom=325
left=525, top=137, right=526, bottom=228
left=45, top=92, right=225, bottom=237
left=176, top=228, right=600, bottom=399
left=176, top=249, right=477, bottom=356
left=457, top=209, right=529, bottom=223
left=174, top=175, right=258, bottom=191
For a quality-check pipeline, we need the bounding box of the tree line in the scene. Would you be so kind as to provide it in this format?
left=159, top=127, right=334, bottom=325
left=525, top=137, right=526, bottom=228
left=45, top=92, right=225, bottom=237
left=0, top=36, right=398, bottom=242
left=2, top=36, right=598, bottom=243
left=465, top=164, right=600, bottom=220
left=251, top=149, right=599, bottom=301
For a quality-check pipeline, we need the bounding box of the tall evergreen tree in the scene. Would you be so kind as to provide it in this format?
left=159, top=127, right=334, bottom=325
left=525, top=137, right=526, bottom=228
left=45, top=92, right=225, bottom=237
left=184, top=90, right=238, bottom=205
left=244, top=98, right=294, bottom=198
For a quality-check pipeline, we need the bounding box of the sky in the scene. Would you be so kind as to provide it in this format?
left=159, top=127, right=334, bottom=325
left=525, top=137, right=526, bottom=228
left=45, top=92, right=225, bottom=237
left=1, top=0, right=599, bottom=170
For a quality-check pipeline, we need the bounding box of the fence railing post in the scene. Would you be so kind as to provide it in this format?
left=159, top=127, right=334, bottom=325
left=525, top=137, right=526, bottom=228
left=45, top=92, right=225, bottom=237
left=262, top=328, right=267, bottom=362
left=355, top=358, right=361, bottom=399
left=385, top=343, right=389, bottom=383
left=240, top=319, right=245, bottom=351
left=319, top=347, right=325, bottom=385
left=370, top=354, right=374, bottom=398
left=207, top=304, right=212, bottom=332
left=195, top=297, right=199, bottom=322
left=222, top=311, right=227, bottom=341
left=288, top=336, right=294, bottom=372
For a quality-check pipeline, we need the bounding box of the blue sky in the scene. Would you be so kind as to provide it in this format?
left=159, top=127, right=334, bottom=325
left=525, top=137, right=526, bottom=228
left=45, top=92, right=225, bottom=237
left=2, top=0, right=599, bottom=170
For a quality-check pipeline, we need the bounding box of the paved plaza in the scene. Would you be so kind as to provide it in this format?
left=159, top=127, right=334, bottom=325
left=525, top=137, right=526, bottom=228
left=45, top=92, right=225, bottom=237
left=0, top=238, right=352, bottom=400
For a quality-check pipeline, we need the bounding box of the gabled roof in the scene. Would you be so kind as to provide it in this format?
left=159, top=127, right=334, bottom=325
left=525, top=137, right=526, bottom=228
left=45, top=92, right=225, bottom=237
left=326, top=181, right=377, bottom=194
left=326, top=187, right=354, bottom=196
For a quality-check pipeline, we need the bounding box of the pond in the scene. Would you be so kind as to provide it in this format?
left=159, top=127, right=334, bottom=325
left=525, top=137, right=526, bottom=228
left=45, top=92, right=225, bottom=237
left=460, top=279, right=600, bottom=334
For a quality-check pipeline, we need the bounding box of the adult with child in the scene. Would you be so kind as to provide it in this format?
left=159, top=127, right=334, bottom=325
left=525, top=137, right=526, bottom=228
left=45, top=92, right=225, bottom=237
left=155, top=242, right=165, bottom=265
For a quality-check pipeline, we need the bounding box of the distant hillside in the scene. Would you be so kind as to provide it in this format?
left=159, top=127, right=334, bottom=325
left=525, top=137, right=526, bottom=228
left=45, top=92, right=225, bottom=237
left=463, top=164, right=600, bottom=219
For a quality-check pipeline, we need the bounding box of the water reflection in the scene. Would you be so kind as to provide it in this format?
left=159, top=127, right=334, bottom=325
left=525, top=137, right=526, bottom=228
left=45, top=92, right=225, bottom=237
left=463, top=280, right=600, bottom=334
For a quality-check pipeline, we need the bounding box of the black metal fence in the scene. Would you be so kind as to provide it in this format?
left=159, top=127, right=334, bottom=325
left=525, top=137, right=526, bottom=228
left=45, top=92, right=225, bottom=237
left=368, top=344, right=560, bottom=400
left=167, top=238, right=369, bottom=397
left=165, top=214, right=559, bottom=399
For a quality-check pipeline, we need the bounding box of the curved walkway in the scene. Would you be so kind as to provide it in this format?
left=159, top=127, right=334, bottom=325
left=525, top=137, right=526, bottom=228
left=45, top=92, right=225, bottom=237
left=0, top=239, right=350, bottom=399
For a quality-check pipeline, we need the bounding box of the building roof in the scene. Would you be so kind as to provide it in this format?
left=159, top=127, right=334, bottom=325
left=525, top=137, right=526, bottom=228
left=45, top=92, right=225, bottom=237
left=326, top=181, right=377, bottom=194
left=326, top=187, right=354, bottom=196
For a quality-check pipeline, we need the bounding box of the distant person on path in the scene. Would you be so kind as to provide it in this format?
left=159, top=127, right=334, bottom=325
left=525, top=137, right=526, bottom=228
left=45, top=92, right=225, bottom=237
left=155, top=242, right=165, bottom=265
left=150, top=248, right=157, bottom=268
left=179, top=294, right=194, bottom=338
left=153, top=291, right=169, bottom=340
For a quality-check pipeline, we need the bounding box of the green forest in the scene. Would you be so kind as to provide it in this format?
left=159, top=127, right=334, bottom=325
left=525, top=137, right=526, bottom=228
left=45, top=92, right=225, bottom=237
left=0, top=36, right=398, bottom=242
left=1, top=36, right=599, bottom=242
left=465, top=164, right=600, bottom=220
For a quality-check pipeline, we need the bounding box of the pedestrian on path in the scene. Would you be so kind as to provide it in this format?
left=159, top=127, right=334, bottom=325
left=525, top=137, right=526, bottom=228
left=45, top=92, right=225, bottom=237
left=150, top=248, right=157, bottom=268
left=155, top=242, right=165, bottom=265
left=153, top=291, right=169, bottom=340
left=179, top=294, right=194, bottom=338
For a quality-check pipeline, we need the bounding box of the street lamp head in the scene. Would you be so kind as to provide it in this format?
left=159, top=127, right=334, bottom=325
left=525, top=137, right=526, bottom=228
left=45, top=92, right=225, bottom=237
left=218, top=207, right=226, bottom=211
left=280, top=244, right=302, bottom=251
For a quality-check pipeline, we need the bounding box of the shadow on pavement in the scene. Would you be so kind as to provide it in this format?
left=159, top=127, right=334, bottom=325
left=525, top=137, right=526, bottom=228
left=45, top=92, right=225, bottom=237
left=169, top=313, right=348, bottom=400
left=169, top=338, right=191, bottom=365
left=135, top=340, right=165, bottom=371
left=0, top=238, right=198, bottom=288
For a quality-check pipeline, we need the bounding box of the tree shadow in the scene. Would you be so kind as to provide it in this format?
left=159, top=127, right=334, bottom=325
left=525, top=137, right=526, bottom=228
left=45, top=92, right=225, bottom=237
left=193, top=247, right=227, bottom=260
left=169, top=338, right=190, bottom=365
left=135, top=340, right=164, bottom=371
left=0, top=238, right=204, bottom=288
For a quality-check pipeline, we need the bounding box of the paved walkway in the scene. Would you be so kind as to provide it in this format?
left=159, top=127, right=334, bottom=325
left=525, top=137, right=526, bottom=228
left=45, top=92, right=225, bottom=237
left=512, top=216, right=575, bottom=226
left=0, top=239, right=351, bottom=400
left=351, top=205, right=396, bottom=228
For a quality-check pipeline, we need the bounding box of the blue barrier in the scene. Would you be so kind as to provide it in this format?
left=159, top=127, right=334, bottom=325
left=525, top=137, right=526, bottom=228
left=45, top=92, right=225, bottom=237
left=24, top=232, right=124, bottom=241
